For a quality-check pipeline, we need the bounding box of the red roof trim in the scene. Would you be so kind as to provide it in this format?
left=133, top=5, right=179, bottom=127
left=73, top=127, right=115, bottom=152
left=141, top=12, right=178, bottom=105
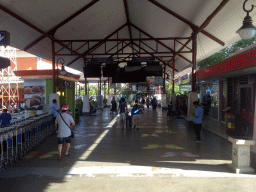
left=196, top=47, right=256, bottom=79
left=14, top=70, right=80, bottom=80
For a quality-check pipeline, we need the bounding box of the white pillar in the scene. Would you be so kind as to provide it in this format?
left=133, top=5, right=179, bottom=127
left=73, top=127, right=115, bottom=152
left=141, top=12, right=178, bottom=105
left=46, top=93, right=60, bottom=114
left=170, top=94, right=176, bottom=104
left=187, top=92, right=198, bottom=121
left=107, top=94, right=111, bottom=107
left=96, top=95, right=103, bottom=110
left=162, top=94, right=167, bottom=109
left=227, top=137, right=255, bottom=174
left=251, top=93, right=256, bottom=167
left=82, top=95, right=90, bottom=116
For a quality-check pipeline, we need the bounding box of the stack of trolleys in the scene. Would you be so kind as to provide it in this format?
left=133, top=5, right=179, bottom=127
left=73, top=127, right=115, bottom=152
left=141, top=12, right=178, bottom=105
left=0, top=127, right=9, bottom=169
left=30, top=115, right=45, bottom=145
left=46, top=114, right=53, bottom=136
left=40, top=114, right=48, bottom=139
left=24, top=118, right=36, bottom=152
left=11, top=120, right=31, bottom=161
left=0, top=126, right=16, bottom=168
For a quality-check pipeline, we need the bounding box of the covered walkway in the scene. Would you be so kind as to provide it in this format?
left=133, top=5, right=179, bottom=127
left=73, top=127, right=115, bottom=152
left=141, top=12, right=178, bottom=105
left=0, top=106, right=256, bottom=192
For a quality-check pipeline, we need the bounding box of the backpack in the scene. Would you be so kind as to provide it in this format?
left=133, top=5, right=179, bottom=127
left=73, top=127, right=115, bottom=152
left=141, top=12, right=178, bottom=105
left=131, top=104, right=143, bottom=115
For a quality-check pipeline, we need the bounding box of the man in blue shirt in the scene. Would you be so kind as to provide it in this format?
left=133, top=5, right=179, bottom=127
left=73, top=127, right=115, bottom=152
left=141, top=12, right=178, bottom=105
left=0, top=108, right=12, bottom=127
left=151, top=97, right=157, bottom=111
left=192, top=101, right=204, bottom=142
left=51, top=99, right=60, bottom=124
left=118, top=98, right=127, bottom=130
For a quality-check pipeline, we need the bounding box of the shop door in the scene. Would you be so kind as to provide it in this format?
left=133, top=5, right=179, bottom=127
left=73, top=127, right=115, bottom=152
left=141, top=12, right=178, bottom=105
left=240, top=86, right=252, bottom=113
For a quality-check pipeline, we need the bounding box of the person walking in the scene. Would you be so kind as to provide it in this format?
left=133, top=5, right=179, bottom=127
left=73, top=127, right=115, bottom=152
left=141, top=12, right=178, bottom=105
left=118, top=97, right=128, bottom=129
left=131, top=100, right=142, bottom=130
left=51, top=99, right=60, bottom=125
left=191, top=101, right=204, bottom=142
left=146, top=97, right=150, bottom=109
left=55, top=105, right=75, bottom=160
left=166, top=101, right=173, bottom=119
left=151, top=97, right=157, bottom=111
left=0, top=108, right=12, bottom=127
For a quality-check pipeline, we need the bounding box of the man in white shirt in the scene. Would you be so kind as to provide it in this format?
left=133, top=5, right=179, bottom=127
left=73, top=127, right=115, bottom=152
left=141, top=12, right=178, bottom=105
left=55, top=105, right=75, bottom=160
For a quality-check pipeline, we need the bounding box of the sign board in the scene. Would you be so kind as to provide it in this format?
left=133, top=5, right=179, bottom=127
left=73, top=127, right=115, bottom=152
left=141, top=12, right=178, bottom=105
left=180, top=85, right=191, bottom=92
left=110, top=83, right=115, bottom=89
left=0, top=31, right=10, bottom=46
left=155, top=76, right=163, bottom=86
left=132, top=57, right=155, bottom=62
left=174, top=78, right=179, bottom=85
left=181, top=74, right=189, bottom=84
left=90, top=58, right=113, bottom=63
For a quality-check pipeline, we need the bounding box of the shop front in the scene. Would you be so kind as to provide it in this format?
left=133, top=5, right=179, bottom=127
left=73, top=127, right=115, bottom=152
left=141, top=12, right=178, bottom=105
left=199, top=80, right=219, bottom=121
left=14, top=70, right=79, bottom=118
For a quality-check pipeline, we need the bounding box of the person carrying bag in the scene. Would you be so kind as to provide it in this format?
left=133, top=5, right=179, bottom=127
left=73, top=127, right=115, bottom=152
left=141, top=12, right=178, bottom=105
left=55, top=105, right=75, bottom=160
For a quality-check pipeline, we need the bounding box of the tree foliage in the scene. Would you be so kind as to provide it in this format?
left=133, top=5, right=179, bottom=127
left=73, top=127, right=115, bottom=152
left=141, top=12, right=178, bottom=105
left=165, top=82, right=185, bottom=96
left=198, top=37, right=256, bottom=70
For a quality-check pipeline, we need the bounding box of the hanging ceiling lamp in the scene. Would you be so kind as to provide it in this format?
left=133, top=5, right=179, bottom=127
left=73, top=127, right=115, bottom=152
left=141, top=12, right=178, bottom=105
left=236, top=0, right=256, bottom=40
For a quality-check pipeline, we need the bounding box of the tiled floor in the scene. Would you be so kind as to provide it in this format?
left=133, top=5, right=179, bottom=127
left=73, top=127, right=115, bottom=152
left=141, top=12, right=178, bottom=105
left=0, top=106, right=255, bottom=192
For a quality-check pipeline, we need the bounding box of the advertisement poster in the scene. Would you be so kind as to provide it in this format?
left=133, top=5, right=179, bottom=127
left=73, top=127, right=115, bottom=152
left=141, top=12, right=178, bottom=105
left=155, top=76, right=163, bottom=86
left=24, top=86, right=45, bottom=110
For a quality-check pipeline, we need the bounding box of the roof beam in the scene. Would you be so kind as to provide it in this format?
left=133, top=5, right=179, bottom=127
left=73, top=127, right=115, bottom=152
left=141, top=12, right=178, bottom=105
left=23, top=0, right=100, bottom=51
left=0, top=3, right=84, bottom=58
left=148, top=0, right=225, bottom=46
left=133, top=42, right=178, bottom=72
left=123, top=0, right=134, bottom=55
left=66, top=23, right=127, bottom=66
left=108, top=41, right=132, bottom=58
left=131, top=23, right=192, bottom=64
left=58, top=37, right=190, bottom=42
left=177, top=0, right=230, bottom=54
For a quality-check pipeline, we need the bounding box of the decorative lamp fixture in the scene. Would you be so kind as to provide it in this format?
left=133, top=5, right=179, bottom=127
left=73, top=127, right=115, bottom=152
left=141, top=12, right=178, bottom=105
left=166, top=74, right=170, bottom=81
left=60, top=65, right=67, bottom=75
left=57, top=58, right=67, bottom=75
left=237, top=0, right=256, bottom=40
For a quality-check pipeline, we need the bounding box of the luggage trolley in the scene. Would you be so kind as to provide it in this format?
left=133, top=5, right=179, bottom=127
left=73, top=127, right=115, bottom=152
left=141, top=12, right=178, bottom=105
left=30, top=116, right=42, bottom=146
left=0, top=128, right=8, bottom=169
left=0, top=126, right=16, bottom=167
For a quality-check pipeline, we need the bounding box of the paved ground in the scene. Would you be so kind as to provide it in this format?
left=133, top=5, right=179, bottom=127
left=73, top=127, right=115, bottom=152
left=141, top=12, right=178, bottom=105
left=0, top=106, right=256, bottom=192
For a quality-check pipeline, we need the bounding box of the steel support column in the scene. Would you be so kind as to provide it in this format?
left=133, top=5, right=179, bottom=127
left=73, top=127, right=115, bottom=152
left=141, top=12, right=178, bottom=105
left=172, top=58, right=175, bottom=94
left=85, top=80, right=88, bottom=95
left=52, top=40, right=56, bottom=93
left=163, top=65, right=166, bottom=94
left=100, top=77, right=101, bottom=95
left=191, top=33, right=197, bottom=92
left=108, top=77, right=110, bottom=94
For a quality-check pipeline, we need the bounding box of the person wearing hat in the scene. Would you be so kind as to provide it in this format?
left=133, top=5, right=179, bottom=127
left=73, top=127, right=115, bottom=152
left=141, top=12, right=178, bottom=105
left=55, top=105, right=75, bottom=160
left=0, top=107, right=12, bottom=127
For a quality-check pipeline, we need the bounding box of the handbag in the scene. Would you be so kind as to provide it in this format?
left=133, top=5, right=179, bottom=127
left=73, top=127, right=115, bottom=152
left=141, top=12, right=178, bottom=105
left=60, top=114, right=74, bottom=138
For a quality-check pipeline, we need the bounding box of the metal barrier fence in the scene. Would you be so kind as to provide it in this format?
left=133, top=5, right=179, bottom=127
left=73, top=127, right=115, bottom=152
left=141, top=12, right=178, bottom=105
left=0, top=113, right=54, bottom=170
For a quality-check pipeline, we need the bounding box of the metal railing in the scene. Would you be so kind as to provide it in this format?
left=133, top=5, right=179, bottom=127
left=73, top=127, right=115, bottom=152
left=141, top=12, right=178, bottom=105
left=0, top=113, right=54, bottom=170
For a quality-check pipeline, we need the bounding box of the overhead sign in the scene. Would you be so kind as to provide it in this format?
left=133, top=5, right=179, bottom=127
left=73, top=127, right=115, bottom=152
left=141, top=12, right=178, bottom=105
left=174, top=78, right=179, bottom=85
left=0, top=31, right=10, bottom=46
left=181, top=74, right=189, bottom=84
left=90, top=58, right=113, bottom=63
left=155, top=76, right=163, bottom=86
left=132, top=57, right=155, bottom=62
